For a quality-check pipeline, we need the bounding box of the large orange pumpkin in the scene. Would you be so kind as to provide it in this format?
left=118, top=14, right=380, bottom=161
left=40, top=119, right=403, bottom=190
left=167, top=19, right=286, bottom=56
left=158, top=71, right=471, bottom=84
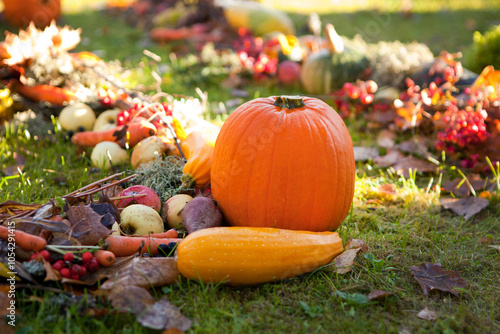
left=2, top=0, right=61, bottom=28
left=211, top=96, right=355, bottom=232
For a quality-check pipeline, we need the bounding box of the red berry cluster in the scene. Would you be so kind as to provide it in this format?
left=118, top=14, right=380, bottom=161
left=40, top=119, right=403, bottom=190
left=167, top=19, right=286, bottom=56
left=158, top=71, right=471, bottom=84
left=232, top=28, right=278, bottom=80
left=31, top=250, right=100, bottom=281
left=237, top=51, right=277, bottom=80
left=435, top=106, right=489, bottom=152
left=429, top=51, right=463, bottom=86
left=98, top=88, right=116, bottom=108
left=116, top=102, right=173, bottom=128
left=332, top=80, right=378, bottom=117
left=233, top=28, right=264, bottom=59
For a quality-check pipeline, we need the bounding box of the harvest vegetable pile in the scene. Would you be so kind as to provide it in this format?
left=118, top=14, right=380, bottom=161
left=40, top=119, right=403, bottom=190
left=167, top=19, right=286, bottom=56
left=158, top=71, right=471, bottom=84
left=1, top=1, right=500, bottom=333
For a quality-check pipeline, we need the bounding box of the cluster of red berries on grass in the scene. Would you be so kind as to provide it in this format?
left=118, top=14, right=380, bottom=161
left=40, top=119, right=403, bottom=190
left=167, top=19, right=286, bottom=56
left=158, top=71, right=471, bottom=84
left=30, top=250, right=99, bottom=280
left=331, top=80, right=378, bottom=117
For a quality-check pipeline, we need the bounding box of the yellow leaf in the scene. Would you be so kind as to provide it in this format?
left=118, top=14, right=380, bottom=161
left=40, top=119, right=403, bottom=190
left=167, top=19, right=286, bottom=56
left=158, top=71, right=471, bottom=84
left=0, top=262, right=20, bottom=281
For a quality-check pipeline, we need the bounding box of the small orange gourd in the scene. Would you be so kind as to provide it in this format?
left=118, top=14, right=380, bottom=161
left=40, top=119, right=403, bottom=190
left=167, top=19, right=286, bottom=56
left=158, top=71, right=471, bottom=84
left=175, top=226, right=343, bottom=286
left=211, top=95, right=355, bottom=232
left=180, top=131, right=215, bottom=188
left=2, top=0, right=61, bottom=28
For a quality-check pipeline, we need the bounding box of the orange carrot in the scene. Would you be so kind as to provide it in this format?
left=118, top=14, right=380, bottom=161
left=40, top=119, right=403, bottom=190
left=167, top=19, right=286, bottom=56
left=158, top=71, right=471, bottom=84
left=70, top=51, right=101, bottom=63
left=139, top=228, right=178, bottom=239
left=10, top=80, right=75, bottom=106
left=94, top=250, right=116, bottom=267
left=150, top=27, right=191, bottom=42
left=0, top=225, right=47, bottom=252
left=103, top=236, right=181, bottom=257
left=71, top=120, right=157, bottom=148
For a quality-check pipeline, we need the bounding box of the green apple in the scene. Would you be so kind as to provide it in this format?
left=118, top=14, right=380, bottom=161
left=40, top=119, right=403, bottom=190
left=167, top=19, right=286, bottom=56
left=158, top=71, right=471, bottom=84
left=91, top=141, right=128, bottom=170
left=59, top=103, right=96, bottom=131
left=120, top=204, right=164, bottom=235
left=93, top=108, right=121, bottom=131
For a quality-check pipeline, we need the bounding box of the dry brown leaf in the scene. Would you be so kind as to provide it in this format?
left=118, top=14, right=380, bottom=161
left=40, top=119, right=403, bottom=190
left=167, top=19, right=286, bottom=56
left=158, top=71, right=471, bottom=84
left=377, top=129, right=397, bottom=149
left=108, top=285, right=155, bottom=313
left=353, top=147, right=379, bottom=162
left=392, top=155, right=437, bottom=178
left=373, top=150, right=406, bottom=168
left=344, top=239, right=369, bottom=252
left=417, top=307, right=437, bottom=321
left=2, top=152, right=26, bottom=176
left=441, top=175, right=487, bottom=197
left=137, top=297, right=192, bottom=332
left=440, top=197, right=489, bottom=219
left=100, top=257, right=179, bottom=290
left=66, top=203, right=111, bottom=245
left=489, top=245, right=500, bottom=251
left=43, top=261, right=61, bottom=282
left=367, top=289, right=396, bottom=301
left=332, top=248, right=362, bottom=274
left=409, top=263, right=468, bottom=296
left=395, top=137, right=431, bottom=157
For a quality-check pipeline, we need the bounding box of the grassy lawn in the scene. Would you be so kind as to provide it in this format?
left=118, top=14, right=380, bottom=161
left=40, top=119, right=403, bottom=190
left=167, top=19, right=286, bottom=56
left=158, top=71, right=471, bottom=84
left=1, top=1, right=500, bottom=333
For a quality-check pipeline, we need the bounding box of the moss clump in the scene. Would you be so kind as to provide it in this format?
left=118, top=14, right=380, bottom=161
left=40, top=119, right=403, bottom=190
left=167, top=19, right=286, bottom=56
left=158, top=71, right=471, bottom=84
left=131, top=155, right=185, bottom=202
left=466, top=24, right=500, bottom=73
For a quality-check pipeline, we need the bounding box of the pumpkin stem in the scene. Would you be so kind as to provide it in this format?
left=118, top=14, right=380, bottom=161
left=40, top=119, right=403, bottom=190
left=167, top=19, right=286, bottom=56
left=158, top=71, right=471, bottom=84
left=324, top=23, right=344, bottom=54
left=274, top=96, right=306, bottom=110
left=180, top=173, right=196, bottom=189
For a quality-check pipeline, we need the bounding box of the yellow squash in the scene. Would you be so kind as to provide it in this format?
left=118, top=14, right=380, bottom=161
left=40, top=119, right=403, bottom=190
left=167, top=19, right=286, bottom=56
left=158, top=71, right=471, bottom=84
left=176, top=226, right=343, bottom=285
left=180, top=131, right=215, bottom=188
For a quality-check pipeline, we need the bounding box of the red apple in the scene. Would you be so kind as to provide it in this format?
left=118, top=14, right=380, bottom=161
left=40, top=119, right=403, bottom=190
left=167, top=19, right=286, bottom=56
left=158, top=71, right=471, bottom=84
left=115, top=185, right=161, bottom=212
left=277, top=60, right=301, bottom=85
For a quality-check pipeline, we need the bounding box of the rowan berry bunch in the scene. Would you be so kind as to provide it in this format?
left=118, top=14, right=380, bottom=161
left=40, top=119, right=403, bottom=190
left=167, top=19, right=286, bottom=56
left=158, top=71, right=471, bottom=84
left=116, top=102, right=173, bottom=128
left=29, top=250, right=99, bottom=280
left=331, top=80, right=378, bottom=117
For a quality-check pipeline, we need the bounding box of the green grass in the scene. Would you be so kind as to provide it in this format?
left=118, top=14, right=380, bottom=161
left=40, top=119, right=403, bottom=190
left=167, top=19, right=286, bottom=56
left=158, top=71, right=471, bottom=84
left=2, top=2, right=500, bottom=334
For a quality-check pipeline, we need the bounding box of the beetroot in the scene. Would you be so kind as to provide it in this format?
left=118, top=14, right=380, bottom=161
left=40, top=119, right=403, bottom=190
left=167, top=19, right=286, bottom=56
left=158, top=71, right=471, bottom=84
left=182, top=196, right=222, bottom=234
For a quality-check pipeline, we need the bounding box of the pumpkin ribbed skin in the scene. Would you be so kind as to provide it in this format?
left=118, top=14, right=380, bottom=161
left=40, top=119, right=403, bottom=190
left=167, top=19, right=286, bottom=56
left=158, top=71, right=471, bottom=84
left=300, top=45, right=369, bottom=95
left=2, top=0, right=61, bottom=28
left=181, top=131, right=215, bottom=188
left=211, top=96, right=355, bottom=231
left=176, top=226, right=343, bottom=286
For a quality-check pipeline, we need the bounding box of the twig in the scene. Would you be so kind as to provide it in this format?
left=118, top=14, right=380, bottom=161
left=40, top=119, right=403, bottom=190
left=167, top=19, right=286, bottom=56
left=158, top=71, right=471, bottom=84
left=109, top=193, right=148, bottom=201
left=69, top=174, right=137, bottom=198
left=63, top=172, right=125, bottom=197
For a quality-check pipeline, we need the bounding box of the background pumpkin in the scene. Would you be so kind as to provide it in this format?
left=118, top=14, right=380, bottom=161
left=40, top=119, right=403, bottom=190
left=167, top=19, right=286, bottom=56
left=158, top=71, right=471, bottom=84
left=211, top=95, right=355, bottom=232
left=2, top=0, right=61, bottom=28
left=217, top=0, right=295, bottom=36
left=300, top=24, right=369, bottom=95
